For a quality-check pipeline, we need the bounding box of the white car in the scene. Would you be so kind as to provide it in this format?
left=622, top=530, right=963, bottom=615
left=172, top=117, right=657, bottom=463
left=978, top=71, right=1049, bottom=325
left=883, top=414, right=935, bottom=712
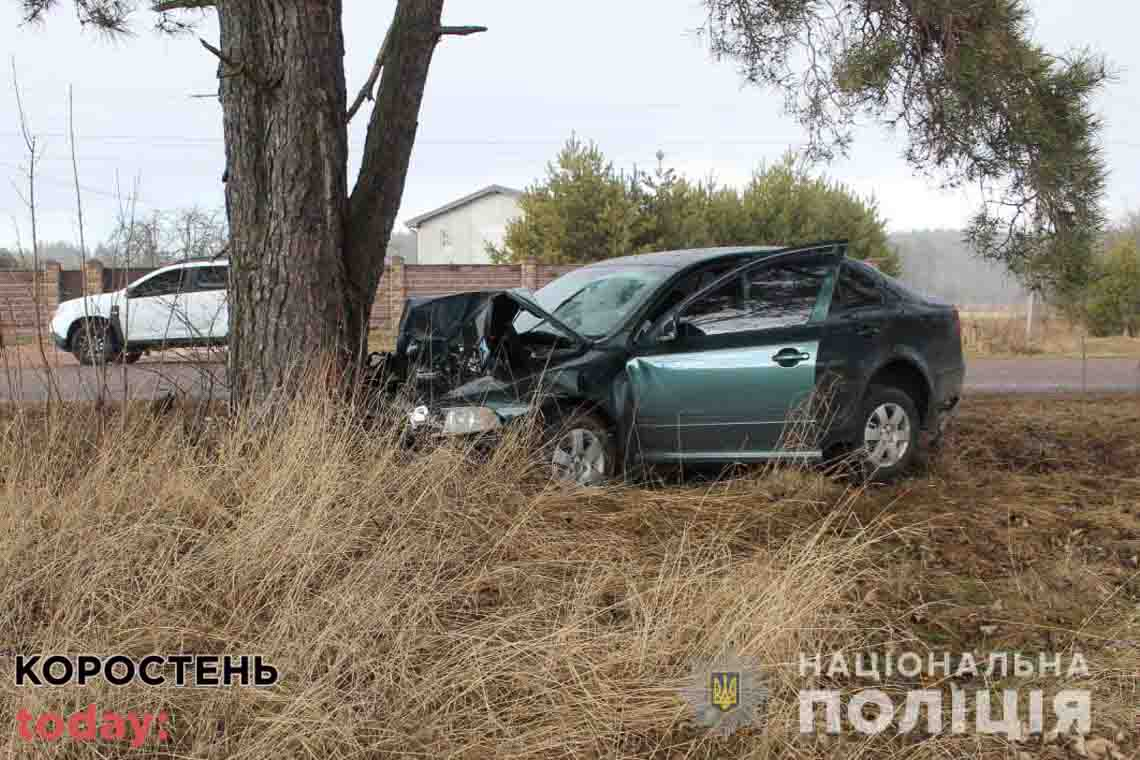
left=50, top=259, right=229, bottom=365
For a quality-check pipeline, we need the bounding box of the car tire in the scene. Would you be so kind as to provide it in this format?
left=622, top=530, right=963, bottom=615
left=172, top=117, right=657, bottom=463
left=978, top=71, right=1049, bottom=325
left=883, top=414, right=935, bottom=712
left=858, top=384, right=920, bottom=483
left=118, top=351, right=143, bottom=365
left=70, top=320, right=117, bottom=366
left=544, top=410, right=617, bottom=487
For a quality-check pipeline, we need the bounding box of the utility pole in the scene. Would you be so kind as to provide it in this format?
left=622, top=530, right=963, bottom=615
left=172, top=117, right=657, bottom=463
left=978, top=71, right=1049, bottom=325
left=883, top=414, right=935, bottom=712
left=1025, top=291, right=1035, bottom=343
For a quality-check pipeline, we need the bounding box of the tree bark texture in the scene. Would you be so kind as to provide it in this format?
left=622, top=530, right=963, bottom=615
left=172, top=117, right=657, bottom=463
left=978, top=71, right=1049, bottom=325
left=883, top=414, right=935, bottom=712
left=216, top=0, right=446, bottom=407
left=218, top=0, right=350, bottom=405
left=345, top=0, right=445, bottom=357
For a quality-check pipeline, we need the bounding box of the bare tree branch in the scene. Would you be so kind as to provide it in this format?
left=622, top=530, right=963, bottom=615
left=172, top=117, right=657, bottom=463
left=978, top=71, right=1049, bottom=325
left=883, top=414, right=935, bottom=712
left=11, top=58, right=61, bottom=406
left=346, top=24, right=393, bottom=125
left=437, top=25, right=487, bottom=36
left=199, top=36, right=233, bottom=67
left=346, top=24, right=487, bottom=124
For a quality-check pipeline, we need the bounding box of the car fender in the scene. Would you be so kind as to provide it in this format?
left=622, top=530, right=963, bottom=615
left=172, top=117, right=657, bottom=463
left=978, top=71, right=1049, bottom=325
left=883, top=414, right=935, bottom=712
left=860, top=346, right=935, bottom=418
left=56, top=292, right=123, bottom=341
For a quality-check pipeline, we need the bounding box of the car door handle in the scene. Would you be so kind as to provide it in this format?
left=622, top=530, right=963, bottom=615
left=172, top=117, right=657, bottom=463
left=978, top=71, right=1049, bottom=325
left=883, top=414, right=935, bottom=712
left=856, top=325, right=881, bottom=337
left=772, top=348, right=811, bottom=367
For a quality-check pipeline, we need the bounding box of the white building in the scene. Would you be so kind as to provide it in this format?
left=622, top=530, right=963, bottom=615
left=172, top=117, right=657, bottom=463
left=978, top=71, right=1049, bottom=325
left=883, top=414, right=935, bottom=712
left=405, top=185, right=523, bottom=265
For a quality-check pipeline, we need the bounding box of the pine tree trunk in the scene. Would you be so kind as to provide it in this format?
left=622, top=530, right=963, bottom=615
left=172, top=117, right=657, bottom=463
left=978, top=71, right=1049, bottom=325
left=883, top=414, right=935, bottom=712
left=216, top=0, right=448, bottom=407
left=345, top=0, right=446, bottom=358
left=218, top=0, right=351, bottom=406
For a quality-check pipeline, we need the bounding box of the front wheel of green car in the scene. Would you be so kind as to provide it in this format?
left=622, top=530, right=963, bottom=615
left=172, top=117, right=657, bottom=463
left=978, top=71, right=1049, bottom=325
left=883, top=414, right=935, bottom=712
left=545, top=411, right=616, bottom=487
left=858, top=385, right=920, bottom=483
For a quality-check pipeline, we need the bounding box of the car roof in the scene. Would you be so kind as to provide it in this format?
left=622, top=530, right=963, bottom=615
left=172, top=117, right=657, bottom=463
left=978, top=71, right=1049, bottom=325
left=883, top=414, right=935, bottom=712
left=174, top=258, right=229, bottom=267
left=572, top=245, right=789, bottom=272
left=143, top=259, right=228, bottom=275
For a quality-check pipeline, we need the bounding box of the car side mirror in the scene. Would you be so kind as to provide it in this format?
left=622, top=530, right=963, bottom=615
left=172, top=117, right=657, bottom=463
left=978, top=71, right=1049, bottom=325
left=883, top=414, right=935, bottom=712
left=658, top=316, right=678, bottom=343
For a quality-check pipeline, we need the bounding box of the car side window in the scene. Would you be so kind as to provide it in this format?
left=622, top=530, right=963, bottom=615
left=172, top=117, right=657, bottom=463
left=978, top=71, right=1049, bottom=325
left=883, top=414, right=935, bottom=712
left=680, top=261, right=831, bottom=336
left=193, top=266, right=228, bottom=292
left=129, top=269, right=186, bottom=299
left=829, top=262, right=884, bottom=315
left=633, top=262, right=742, bottom=343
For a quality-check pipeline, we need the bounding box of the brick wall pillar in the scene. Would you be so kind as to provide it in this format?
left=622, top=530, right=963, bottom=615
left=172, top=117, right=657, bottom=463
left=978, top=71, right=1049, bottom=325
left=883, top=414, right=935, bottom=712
left=386, top=256, right=407, bottom=337
left=520, top=258, right=539, bottom=291
left=34, top=261, right=61, bottom=341
left=84, top=258, right=105, bottom=296
left=36, top=260, right=61, bottom=312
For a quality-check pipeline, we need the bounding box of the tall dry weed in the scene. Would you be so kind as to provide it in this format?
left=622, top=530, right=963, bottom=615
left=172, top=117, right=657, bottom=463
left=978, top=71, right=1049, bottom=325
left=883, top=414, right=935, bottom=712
left=0, top=394, right=888, bottom=758
left=1, top=392, right=1134, bottom=758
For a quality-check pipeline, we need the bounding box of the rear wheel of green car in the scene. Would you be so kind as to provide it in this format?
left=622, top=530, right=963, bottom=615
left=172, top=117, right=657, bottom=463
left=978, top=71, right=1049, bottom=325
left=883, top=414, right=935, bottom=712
left=858, top=385, right=920, bottom=483
left=545, top=411, right=616, bottom=487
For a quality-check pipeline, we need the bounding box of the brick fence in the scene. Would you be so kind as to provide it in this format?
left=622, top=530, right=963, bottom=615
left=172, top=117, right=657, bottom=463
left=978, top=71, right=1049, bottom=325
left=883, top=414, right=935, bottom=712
left=0, top=262, right=61, bottom=342
left=0, top=257, right=577, bottom=345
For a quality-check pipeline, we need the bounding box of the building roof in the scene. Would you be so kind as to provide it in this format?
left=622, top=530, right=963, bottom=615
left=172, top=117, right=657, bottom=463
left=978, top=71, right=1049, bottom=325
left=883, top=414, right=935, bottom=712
left=404, top=184, right=523, bottom=229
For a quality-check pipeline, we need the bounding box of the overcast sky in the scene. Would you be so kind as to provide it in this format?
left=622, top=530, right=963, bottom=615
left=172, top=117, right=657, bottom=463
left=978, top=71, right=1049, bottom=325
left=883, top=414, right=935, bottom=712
left=2, top=0, right=1139, bottom=250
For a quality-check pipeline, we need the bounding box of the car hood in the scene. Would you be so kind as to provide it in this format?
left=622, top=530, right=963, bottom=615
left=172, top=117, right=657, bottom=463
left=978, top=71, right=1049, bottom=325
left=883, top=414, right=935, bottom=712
left=376, top=289, right=592, bottom=408
left=53, top=291, right=124, bottom=320
left=394, top=289, right=588, bottom=352
left=501, top=288, right=588, bottom=345
left=393, top=290, right=500, bottom=355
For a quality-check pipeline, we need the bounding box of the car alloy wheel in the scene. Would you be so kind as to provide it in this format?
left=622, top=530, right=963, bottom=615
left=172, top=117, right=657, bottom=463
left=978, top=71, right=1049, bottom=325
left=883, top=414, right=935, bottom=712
left=863, top=402, right=911, bottom=469
left=551, top=427, right=609, bottom=486
left=73, top=323, right=112, bottom=365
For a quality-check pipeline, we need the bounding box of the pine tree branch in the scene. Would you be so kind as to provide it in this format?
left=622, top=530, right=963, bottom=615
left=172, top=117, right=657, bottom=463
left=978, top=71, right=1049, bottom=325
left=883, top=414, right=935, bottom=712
left=152, top=0, right=215, bottom=11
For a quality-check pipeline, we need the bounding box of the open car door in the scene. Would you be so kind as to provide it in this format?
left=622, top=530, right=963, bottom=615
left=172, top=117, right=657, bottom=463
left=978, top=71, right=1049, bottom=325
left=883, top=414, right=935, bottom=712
left=625, top=243, right=844, bottom=463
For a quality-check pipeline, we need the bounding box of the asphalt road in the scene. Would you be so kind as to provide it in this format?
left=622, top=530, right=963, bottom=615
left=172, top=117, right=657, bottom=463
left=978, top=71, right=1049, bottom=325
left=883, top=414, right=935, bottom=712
left=0, top=357, right=1138, bottom=403
left=964, top=357, right=1140, bottom=394
left=0, top=363, right=228, bottom=403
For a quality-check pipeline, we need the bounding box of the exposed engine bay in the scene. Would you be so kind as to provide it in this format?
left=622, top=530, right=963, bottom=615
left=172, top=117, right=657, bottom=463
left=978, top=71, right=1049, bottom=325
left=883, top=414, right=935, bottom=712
left=364, top=290, right=585, bottom=406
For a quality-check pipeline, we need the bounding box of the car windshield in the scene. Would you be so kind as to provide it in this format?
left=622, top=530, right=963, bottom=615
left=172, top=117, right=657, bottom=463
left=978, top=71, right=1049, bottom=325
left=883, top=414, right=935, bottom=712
left=515, top=265, right=675, bottom=339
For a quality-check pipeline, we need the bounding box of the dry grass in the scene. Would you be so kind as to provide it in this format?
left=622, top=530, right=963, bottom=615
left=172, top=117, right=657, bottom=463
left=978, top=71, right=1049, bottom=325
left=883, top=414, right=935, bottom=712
left=962, top=311, right=1140, bottom=359
left=0, top=393, right=1137, bottom=758
left=368, top=329, right=395, bottom=354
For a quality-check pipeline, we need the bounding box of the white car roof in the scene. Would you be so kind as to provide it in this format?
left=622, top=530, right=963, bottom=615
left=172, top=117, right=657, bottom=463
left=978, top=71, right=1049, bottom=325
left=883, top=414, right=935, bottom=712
left=173, top=259, right=229, bottom=268
left=146, top=259, right=229, bottom=275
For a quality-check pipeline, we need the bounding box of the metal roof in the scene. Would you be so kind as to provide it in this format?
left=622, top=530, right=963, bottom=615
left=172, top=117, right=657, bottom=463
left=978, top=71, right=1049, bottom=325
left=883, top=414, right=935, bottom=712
left=404, top=184, right=523, bottom=229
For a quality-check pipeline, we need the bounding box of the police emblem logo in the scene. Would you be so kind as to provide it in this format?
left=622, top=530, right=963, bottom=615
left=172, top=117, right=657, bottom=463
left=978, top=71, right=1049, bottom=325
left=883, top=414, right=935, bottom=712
left=710, top=672, right=739, bottom=711
left=680, top=652, right=768, bottom=737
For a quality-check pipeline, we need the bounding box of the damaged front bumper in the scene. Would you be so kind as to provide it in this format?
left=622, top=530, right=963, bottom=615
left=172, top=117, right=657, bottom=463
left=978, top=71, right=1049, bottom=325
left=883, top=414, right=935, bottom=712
left=401, top=401, right=539, bottom=450
left=406, top=404, right=503, bottom=436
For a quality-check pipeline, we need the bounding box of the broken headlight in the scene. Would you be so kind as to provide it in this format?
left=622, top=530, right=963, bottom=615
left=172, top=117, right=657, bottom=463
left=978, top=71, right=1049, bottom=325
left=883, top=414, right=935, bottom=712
left=408, top=405, right=432, bottom=430
left=440, top=406, right=501, bottom=436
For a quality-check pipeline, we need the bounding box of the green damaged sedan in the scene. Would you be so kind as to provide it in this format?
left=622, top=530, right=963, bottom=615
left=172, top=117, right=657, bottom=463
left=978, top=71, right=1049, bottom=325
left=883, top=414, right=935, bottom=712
left=370, top=240, right=964, bottom=484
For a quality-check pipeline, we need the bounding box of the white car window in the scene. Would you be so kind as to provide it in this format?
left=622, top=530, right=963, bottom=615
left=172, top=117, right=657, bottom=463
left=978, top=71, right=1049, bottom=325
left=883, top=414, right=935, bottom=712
left=193, top=266, right=228, bottom=292
left=130, top=269, right=187, bottom=299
